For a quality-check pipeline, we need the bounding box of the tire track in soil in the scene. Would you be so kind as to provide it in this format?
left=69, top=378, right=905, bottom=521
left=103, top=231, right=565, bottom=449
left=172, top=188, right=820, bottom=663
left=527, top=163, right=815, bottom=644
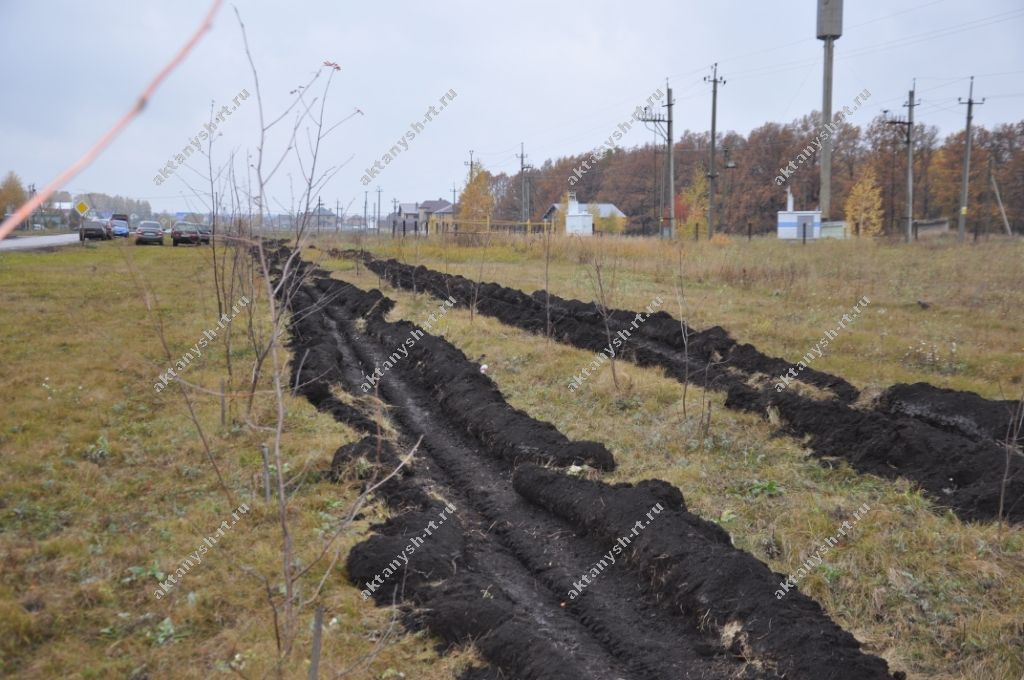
left=358, top=254, right=1024, bottom=524
left=286, top=261, right=756, bottom=679
left=272, top=249, right=902, bottom=680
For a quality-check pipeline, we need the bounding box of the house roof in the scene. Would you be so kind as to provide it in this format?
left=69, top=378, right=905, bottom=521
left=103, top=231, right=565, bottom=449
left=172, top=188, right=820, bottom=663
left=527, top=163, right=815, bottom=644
left=432, top=204, right=455, bottom=215
left=301, top=205, right=335, bottom=216
left=542, top=202, right=626, bottom=220
left=419, top=198, right=451, bottom=213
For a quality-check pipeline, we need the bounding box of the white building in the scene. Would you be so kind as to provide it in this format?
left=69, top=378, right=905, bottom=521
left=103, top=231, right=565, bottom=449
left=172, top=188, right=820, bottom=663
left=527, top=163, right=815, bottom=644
left=777, top=187, right=821, bottom=240
left=542, top=192, right=626, bottom=236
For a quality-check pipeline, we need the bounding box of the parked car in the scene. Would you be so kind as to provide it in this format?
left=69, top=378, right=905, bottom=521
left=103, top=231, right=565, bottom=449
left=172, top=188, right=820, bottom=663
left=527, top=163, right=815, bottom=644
left=80, top=220, right=112, bottom=241
left=135, top=221, right=165, bottom=245
left=197, top=224, right=212, bottom=244
left=171, top=223, right=201, bottom=246
left=110, top=219, right=130, bottom=238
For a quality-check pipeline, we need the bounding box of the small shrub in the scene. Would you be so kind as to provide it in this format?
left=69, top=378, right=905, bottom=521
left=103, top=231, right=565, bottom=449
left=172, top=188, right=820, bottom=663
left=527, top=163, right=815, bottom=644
left=750, top=479, right=782, bottom=497
left=82, top=435, right=109, bottom=465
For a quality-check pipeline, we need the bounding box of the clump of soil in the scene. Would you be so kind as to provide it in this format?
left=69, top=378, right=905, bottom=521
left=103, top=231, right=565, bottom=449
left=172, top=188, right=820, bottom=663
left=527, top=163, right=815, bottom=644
left=879, top=382, right=1023, bottom=445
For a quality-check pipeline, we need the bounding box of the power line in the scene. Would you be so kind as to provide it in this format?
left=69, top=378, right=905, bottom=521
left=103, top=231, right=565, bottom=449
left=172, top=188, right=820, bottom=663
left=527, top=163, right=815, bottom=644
left=670, top=0, right=947, bottom=79
left=726, top=8, right=1024, bottom=83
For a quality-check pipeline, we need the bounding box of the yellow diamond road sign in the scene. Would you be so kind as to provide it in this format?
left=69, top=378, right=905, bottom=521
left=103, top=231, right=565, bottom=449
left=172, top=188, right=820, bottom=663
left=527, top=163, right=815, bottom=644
left=75, top=201, right=89, bottom=216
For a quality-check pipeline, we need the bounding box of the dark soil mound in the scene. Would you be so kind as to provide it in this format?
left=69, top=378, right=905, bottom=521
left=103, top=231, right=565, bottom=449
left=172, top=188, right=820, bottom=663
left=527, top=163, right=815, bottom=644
left=514, top=463, right=901, bottom=680
left=363, top=255, right=860, bottom=401
left=725, top=383, right=1024, bottom=523
left=359, top=253, right=1023, bottom=524
left=879, top=382, right=1023, bottom=445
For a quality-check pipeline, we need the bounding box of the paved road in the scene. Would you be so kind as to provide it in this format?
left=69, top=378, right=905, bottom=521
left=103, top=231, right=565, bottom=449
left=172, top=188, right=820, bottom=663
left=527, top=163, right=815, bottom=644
left=0, top=233, right=81, bottom=252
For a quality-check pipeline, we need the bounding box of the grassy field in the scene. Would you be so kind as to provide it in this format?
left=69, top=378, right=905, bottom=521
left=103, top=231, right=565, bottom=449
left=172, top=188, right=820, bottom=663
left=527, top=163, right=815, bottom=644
left=1, top=233, right=1022, bottom=679
left=319, top=231, right=1024, bottom=680
left=0, top=241, right=476, bottom=678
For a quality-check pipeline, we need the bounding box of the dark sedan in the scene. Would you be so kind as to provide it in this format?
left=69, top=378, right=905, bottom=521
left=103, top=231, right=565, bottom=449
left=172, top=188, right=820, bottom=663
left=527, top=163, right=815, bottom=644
left=135, top=221, right=165, bottom=245
left=171, top=223, right=201, bottom=246
left=80, top=220, right=112, bottom=241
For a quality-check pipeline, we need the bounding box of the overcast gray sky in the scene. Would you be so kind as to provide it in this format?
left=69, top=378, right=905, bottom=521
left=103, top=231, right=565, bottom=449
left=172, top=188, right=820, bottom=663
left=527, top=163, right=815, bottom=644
left=3, top=0, right=1023, bottom=215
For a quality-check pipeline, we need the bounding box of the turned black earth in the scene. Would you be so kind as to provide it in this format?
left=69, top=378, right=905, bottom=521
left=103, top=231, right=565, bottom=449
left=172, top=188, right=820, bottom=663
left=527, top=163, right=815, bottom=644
left=269, top=248, right=903, bottom=680
left=359, top=254, right=1023, bottom=524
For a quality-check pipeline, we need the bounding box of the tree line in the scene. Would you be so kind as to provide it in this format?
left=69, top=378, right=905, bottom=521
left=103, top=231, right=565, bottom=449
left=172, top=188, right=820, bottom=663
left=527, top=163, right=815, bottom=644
left=480, top=112, right=1023, bottom=237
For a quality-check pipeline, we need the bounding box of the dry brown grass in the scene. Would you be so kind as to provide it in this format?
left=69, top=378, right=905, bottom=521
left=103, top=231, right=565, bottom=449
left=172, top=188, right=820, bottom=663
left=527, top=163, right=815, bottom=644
left=0, top=241, right=477, bottom=678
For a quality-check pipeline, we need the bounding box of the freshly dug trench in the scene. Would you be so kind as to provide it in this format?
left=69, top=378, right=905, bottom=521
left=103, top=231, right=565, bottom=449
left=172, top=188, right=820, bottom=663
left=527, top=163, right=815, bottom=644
left=725, top=383, right=1024, bottom=523
left=360, top=314, right=615, bottom=471
left=361, top=255, right=860, bottom=401
left=878, top=382, right=1024, bottom=446
left=270, top=250, right=902, bottom=679
left=513, top=463, right=902, bottom=680
left=356, top=254, right=1023, bottom=524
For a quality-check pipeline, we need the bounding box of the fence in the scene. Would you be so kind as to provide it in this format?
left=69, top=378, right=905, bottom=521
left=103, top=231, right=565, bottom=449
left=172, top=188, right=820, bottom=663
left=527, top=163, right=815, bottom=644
left=388, top=216, right=555, bottom=239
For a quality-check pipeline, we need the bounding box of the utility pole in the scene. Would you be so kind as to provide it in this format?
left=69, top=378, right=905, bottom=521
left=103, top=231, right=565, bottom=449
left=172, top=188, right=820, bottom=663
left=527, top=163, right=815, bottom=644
left=451, top=183, right=457, bottom=233
left=980, top=155, right=994, bottom=242
left=524, top=166, right=532, bottom=223
left=363, top=191, right=368, bottom=233
left=376, top=186, right=382, bottom=235
left=637, top=80, right=674, bottom=239
left=817, top=0, right=843, bottom=221
left=465, top=150, right=475, bottom=182
left=667, top=83, right=674, bottom=239
left=26, top=184, right=36, bottom=231
left=885, top=82, right=918, bottom=243
left=905, top=83, right=916, bottom=243
left=316, top=196, right=322, bottom=234
left=705, top=64, right=725, bottom=239
left=989, top=155, right=1012, bottom=235
left=957, top=76, right=983, bottom=242
left=516, top=142, right=533, bottom=223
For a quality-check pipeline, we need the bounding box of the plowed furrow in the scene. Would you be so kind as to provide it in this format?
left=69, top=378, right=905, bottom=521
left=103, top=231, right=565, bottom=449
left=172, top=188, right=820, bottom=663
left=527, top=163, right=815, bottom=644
left=358, top=254, right=1023, bottom=524
left=270, top=249, right=901, bottom=679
